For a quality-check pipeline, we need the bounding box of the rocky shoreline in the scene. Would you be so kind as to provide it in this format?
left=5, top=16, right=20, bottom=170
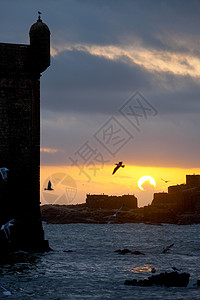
left=41, top=204, right=200, bottom=225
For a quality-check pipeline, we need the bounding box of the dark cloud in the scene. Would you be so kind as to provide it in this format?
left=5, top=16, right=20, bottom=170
left=149, top=84, right=200, bottom=115
left=1, top=0, right=200, bottom=168
left=42, top=48, right=200, bottom=116
left=40, top=109, right=200, bottom=168
left=2, top=0, right=200, bottom=52
left=42, top=50, right=153, bottom=114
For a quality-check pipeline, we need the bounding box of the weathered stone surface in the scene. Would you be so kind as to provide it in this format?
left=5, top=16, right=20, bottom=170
left=115, top=249, right=132, bottom=255
left=0, top=17, right=50, bottom=252
left=115, top=249, right=145, bottom=255
left=124, top=271, right=190, bottom=287
left=86, top=194, right=137, bottom=209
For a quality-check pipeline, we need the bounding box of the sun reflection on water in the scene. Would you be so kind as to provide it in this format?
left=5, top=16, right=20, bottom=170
left=123, top=264, right=156, bottom=273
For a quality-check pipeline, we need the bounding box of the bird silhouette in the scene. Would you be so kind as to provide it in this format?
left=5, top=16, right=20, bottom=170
left=44, top=180, right=54, bottom=191
left=103, top=204, right=124, bottom=219
left=162, top=243, right=174, bottom=253
left=161, top=178, right=170, bottom=183
left=1, top=219, right=15, bottom=241
left=0, top=286, right=11, bottom=296
left=38, top=11, right=42, bottom=15
left=112, top=162, right=125, bottom=175
left=0, top=168, right=9, bottom=182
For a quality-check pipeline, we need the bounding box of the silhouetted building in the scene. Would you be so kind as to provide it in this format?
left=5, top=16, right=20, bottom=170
left=151, top=192, right=184, bottom=211
left=186, top=174, right=200, bottom=188
left=152, top=174, right=200, bottom=213
left=168, top=184, right=187, bottom=194
left=0, top=15, right=50, bottom=252
left=86, top=194, right=138, bottom=209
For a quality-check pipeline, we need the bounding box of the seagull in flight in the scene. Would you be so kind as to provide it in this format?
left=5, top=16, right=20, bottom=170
left=162, top=243, right=174, bottom=253
left=1, top=219, right=15, bottom=241
left=104, top=204, right=124, bottom=219
left=0, top=168, right=9, bottom=182
left=44, top=180, right=54, bottom=191
left=112, top=162, right=125, bottom=175
left=0, top=286, right=11, bottom=296
left=161, top=178, right=170, bottom=184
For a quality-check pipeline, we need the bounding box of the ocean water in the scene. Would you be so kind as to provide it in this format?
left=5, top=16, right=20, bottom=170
left=0, top=223, right=200, bottom=299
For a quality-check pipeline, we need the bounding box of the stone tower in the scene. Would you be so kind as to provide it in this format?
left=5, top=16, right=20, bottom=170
left=0, top=15, right=50, bottom=252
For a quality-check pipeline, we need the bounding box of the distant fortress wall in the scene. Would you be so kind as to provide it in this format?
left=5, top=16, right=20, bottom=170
left=152, top=175, right=200, bottom=213
left=186, top=175, right=200, bottom=188
left=0, top=16, right=50, bottom=251
left=168, top=184, right=187, bottom=194
left=151, top=192, right=184, bottom=211
left=86, top=194, right=138, bottom=209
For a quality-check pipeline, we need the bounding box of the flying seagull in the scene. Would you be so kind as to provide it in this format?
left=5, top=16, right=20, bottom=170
left=44, top=180, right=54, bottom=191
left=0, top=168, right=9, bottom=182
left=1, top=219, right=15, bottom=241
left=0, top=287, right=11, bottom=296
left=162, top=243, right=174, bottom=254
left=103, top=204, right=124, bottom=219
left=161, top=178, right=170, bottom=183
left=112, top=162, right=125, bottom=175
left=38, top=11, right=42, bottom=15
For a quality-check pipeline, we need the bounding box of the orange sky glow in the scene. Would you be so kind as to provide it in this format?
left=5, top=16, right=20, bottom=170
left=40, top=165, right=198, bottom=207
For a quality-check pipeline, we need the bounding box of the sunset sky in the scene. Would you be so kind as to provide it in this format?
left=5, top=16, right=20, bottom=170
left=1, top=0, right=200, bottom=206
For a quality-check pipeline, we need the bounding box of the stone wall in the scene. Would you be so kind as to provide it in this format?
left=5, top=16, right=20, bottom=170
left=152, top=175, right=200, bottom=214
left=86, top=194, right=138, bottom=209
left=0, top=17, right=50, bottom=252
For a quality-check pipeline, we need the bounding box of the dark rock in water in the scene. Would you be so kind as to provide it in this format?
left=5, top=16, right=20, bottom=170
left=172, top=266, right=181, bottom=271
left=63, top=250, right=73, bottom=253
left=115, top=249, right=145, bottom=255
left=124, top=271, right=190, bottom=287
left=131, top=250, right=145, bottom=255
left=194, top=280, right=200, bottom=287
left=115, top=249, right=132, bottom=255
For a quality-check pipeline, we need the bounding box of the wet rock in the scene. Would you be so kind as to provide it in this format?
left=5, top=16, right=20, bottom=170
left=172, top=266, right=181, bottom=271
left=115, top=249, right=145, bottom=255
left=115, top=248, right=132, bottom=255
left=131, top=250, right=145, bottom=255
left=63, top=250, right=73, bottom=253
left=115, top=249, right=132, bottom=255
left=124, top=271, right=190, bottom=287
left=194, top=280, right=200, bottom=287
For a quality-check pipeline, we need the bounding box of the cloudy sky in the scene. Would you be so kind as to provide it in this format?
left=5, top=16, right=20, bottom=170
left=1, top=0, right=200, bottom=205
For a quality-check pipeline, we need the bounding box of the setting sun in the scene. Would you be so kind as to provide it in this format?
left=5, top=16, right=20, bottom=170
left=138, top=176, right=156, bottom=191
